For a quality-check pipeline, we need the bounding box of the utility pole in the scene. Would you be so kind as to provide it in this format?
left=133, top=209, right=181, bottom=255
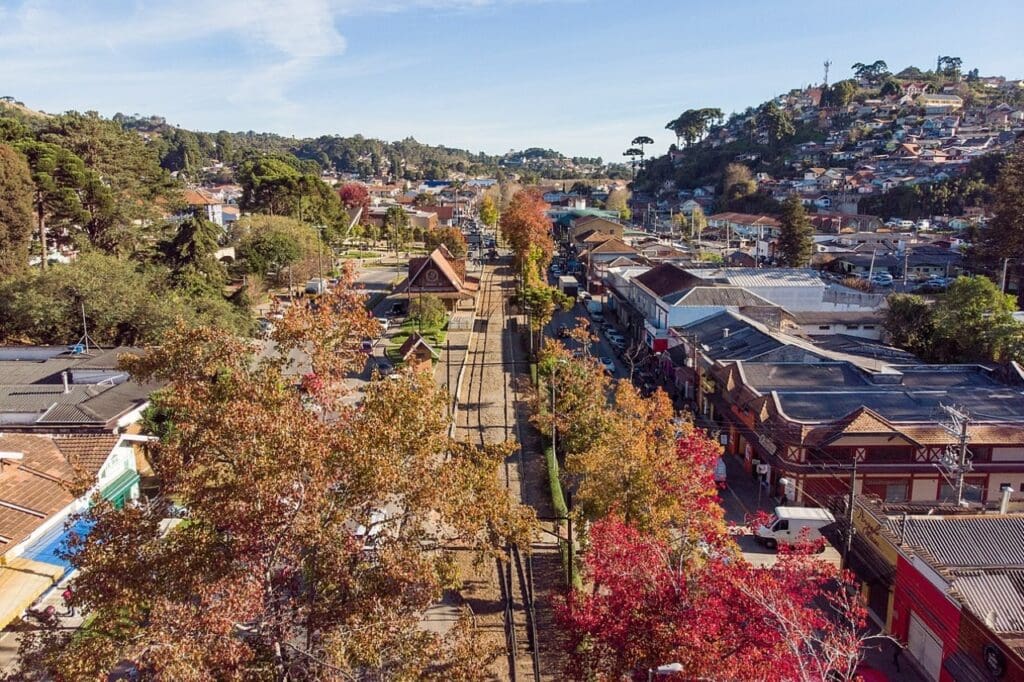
left=843, top=457, right=857, bottom=570
left=903, top=247, right=911, bottom=285
left=1001, top=257, right=1014, bottom=293
left=866, top=248, right=877, bottom=282
left=939, top=404, right=972, bottom=505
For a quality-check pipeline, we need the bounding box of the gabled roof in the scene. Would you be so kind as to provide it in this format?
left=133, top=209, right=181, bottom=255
left=580, top=231, right=613, bottom=244
left=397, top=332, right=439, bottom=361
left=0, top=434, right=77, bottom=552
left=395, top=247, right=478, bottom=298
left=666, top=286, right=780, bottom=309
left=580, top=237, right=637, bottom=256
left=633, top=263, right=697, bottom=297
left=183, top=188, right=219, bottom=206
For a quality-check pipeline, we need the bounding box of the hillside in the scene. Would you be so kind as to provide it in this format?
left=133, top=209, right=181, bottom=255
left=108, top=113, right=622, bottom=182
left=637, top=61, right=1024, bottom=219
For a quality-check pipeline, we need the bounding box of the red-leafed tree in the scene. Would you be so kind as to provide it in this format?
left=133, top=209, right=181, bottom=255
left=556, top=515, right=869, bottom=682
left=337, top=182, right=370, bottom=213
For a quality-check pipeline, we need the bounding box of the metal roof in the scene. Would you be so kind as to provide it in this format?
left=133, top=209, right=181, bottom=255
left=883, top=516, right=1024, bottom=568
left=682, top=267, right=827, bottom=289
left=952, top=570, right=1024, bottom=634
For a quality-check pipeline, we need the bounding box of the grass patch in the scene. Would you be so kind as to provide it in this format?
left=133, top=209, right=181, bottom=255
left=546, top=446, right=581, bottom=590
left=341, top=250, right=381, bottom=259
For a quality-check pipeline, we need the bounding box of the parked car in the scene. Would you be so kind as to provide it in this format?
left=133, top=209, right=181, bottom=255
left=754, top=507, right=835, bottom=550
left=373, top=358, right=394, bottom=377
left=388, top=302, right=406, bottom=317
left=870, top=273, right=894, bottom=286
left=713, top=457, right=728, bottom=490
left=376, top=317, right=390, bottom=332
left=305, top=278, right=327, bottom=296
left=599, top=357, right=615, bottom=374
left=257, top=318, right=275, bottom=337
left=360, top=340, right=374, bottom=354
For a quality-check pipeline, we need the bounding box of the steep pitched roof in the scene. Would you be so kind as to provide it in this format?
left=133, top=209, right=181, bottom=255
left=0, top=434, right=77, bottom=552
left=580, top=237, right=637, bottom=257
left=396, top=247, right=478, bottom=298
left=397, top=332, right=439, bottom=361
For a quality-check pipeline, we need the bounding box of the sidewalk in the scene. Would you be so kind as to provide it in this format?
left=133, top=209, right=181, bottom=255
left=0, top=577, right=82, bottom=674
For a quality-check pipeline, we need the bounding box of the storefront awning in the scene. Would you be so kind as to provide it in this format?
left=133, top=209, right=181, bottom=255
left=0, top=557, right=64, bottom=630
left=101, top=470, right=140, bottom=506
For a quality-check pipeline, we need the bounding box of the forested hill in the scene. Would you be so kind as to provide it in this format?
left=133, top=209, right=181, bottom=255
left=108, top=112, right=612, bottom=181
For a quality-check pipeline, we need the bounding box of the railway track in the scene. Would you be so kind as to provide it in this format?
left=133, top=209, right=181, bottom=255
left=454, top=260, right=541, bottom=682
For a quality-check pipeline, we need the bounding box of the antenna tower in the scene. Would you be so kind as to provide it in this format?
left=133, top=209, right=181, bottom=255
left=823, top=59, right=832, bottom=87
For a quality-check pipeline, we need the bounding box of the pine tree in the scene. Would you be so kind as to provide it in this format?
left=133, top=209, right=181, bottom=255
left=977, top=146, right=1024, bottom=278
left=776, top=195, right=813, bottom=267
left=0, top=143, right=34, bottom=276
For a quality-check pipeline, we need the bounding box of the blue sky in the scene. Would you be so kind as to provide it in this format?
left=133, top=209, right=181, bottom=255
left=2, top=0, right=1024, bottom=162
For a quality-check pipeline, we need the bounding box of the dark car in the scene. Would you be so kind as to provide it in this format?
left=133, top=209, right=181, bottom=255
left=388, top=302, right=406, bottom=316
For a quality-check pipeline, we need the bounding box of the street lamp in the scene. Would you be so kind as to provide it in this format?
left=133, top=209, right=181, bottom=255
left=648, top=662, right=683, bottom=681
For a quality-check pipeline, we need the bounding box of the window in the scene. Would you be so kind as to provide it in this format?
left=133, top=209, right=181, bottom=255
left=864, top=325, right=876, bottom=330
left=939, top=480, right=985, bottom=503
left=845, top=325, right=860, bottom=330
left=818, top=325, right=832, bottom=330
left=774, top=520, right=789, bottom=531
left=863, top=478, right=908, bottom=502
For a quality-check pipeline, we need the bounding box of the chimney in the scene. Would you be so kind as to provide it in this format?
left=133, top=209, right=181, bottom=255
left=999, top=484, right=1013, bottom=514
left=62, top=371, right=70, bottom=394
left=722, top=328, right=730, bottom=339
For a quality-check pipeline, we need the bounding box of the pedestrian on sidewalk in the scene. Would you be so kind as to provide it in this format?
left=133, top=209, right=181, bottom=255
left=62, top=587, right=75, bottom=617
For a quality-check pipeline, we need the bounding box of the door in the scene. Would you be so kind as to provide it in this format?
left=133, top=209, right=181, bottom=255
left=908, top=612, right=943, bottom=681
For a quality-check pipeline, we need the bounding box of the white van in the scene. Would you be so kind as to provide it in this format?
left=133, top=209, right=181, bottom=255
left=755, top=506, right=835, bottom=549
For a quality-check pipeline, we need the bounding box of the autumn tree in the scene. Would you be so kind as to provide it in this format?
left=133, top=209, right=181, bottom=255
left=722, top=162, right=756, bottom=204
left=566, top=380, right=724, bottom=539
left=776, top=195, right=813, bottom=266
left=12, top=269, right=534, bottom=680
left=605, top=188, right=631, bottom=221
left=478, top=194, right=499, bottom=229
left=424, top=225, right=468, bottom=258
left=555, top=516, right=868, bottom=682
left=0, top=143, right=34, bottom=276
left=499, top=188, right=554, bottom=282
left=337, top=181, right=370, bottom=213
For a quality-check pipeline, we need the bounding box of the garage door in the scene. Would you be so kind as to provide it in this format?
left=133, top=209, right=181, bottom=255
left=908, top=612, right=943, bottom=681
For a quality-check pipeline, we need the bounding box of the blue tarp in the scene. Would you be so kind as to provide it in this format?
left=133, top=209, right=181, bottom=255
left=21, top=516, right=95, bottom=573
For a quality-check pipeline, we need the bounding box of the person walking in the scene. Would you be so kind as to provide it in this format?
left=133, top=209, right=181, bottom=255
left=62, top=587, right=75, bottom=617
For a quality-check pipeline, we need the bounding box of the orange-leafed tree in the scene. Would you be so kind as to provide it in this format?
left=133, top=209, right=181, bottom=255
left=424, top=225, right=468, bottom=258
left=499, top=187, right=554, bottom=282
left=12, top=267, right=534, bottom=680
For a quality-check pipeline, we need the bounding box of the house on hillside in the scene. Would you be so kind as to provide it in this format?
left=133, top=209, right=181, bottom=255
left=182, top=188, right=224, bottom=227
